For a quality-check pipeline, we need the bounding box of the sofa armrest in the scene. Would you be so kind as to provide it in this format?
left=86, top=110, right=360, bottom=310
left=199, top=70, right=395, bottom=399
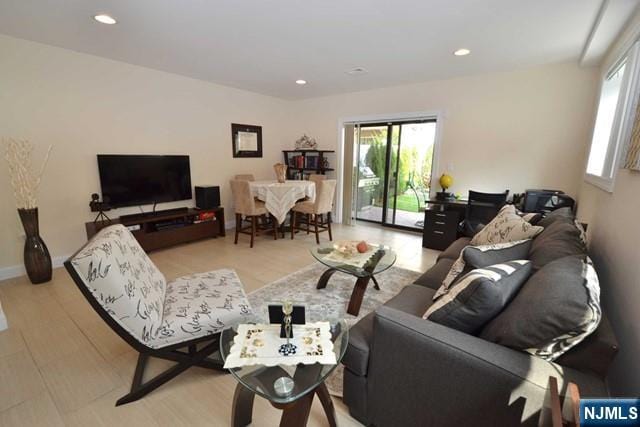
left=366, top=306, right=607, bottom=427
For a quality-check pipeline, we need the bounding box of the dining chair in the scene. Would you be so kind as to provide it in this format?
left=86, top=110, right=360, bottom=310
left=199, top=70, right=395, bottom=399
left=64, top=224, right=253, bottom=405
left=230, top=179, right=278, bottom=247
left=291, top=179, right=337, bottom=244
left=308, top=174, right=326, bottom=184
left=234, top=174, right=255, bottom=181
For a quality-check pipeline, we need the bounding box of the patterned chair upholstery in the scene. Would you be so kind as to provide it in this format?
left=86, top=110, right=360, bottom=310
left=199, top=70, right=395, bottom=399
left=65, top=224, right=253, bottom=404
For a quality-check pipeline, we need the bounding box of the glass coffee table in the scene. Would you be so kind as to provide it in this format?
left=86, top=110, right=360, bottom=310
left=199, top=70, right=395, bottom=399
left=220, top=319, right=349, bottom=427
left=310, top=244, right=397, bottom=316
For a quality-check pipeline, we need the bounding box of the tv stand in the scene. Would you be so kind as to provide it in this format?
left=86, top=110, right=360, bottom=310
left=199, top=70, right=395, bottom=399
left=120, top=207, right=190, bottom=223
left=85, top=207, right=225, bottom=252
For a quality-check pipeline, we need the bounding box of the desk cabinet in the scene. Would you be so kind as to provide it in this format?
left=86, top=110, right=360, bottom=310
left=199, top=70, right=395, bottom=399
left=422, top=210, right=460, bottom=251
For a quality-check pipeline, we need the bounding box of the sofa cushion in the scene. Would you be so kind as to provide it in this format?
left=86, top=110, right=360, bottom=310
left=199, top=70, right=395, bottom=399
left=529, top=219, right=586, bottom=270
left=437, top=237, right=472, bottom=261
left=413, top=259, right=455, bottom=290
left=343, top=285, right=436, bottom=376
left=480, top=255, right=601, bottom=361
left=159, top=269, right=254, bottom=348
left=537, top=207, right=575, bottom=228
left=470, top=205, right=544, bottom=246
left=436, top=239, right=532, bottom=299
left=424, top=261, right=532, bottom=334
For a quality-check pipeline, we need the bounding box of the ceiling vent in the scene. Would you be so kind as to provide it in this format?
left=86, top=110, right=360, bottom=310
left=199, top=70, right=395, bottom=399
left=346, top=67, right=368, bottom=76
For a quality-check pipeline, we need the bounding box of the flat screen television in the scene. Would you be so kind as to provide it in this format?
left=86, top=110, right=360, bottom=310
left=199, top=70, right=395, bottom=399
left=97, top=155, right=192, bottom=208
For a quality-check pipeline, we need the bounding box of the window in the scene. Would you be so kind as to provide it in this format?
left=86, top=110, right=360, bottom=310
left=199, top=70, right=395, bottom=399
left=585, top=42, right=640, bottom=191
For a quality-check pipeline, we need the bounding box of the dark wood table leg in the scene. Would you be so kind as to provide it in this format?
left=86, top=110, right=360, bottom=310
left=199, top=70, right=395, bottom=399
left=371, top=274, right=380, bottom=290
left=316, top=268, right=338, bottom=289
left=316, top=383, right=337, bottom=427
left=276, top=391, right=315, bottom=427
left=231, top=382, right=256, bottom=427
left=347, top=276, right=371, bottom=316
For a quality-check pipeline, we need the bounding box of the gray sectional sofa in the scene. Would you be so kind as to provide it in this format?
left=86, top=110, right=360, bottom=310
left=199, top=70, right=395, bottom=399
left=342, top=209, right=618, bottom=427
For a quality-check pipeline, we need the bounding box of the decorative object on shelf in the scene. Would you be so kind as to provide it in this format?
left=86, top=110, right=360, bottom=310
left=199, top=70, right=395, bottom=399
left=90, top=193, right=112, bottom=224
left=4, top=138, right=53, bottom=284
left=295, top=134, right=318, bottom=150
left=278, top=301, right=298, bottom=356
left=436, top=173, right=454, bottom=201
left=273, top=163, right=287, bottom=183
left=322, top=156, right=330, bottom=169
left=231, top=123, right=262, bottom=158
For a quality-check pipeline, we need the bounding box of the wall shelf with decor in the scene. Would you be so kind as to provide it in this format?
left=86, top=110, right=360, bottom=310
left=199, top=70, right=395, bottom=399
left=282, top=150, right=335, bottom=180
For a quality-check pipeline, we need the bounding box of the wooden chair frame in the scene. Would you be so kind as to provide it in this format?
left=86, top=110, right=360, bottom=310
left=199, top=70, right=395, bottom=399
left=64, top=244, right=230, bottom=406
left=290, top=211, right=333, bottom=244
left=234, top=213, right=280, bottom=247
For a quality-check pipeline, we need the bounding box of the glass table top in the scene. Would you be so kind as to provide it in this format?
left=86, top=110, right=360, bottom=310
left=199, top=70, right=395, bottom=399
left=310, top=243, right=397, bottom=278
left=220, top=319, right=349, bottom=404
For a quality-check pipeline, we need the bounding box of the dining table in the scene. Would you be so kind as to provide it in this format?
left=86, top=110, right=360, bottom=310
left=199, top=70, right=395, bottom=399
left=249, top=180, right=316, bottom=224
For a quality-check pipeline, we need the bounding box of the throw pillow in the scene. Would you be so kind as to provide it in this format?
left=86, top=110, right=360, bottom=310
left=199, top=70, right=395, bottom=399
left=515, top=209, right=543, bottom=225
left=479, top=255, right=601, bottom=361
left=470, top=205, right=544, bottom=246
left=435, top=239, right=532, bottom=299
left=537, top=207, right=575, bottom=228
left=424, top=260, right=532, bottom=334
left=528, top=220, right=587, bottom=270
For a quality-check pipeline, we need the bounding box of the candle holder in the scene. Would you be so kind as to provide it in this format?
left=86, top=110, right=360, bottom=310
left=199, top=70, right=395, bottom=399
left=278, top=301, right=297, bottom=356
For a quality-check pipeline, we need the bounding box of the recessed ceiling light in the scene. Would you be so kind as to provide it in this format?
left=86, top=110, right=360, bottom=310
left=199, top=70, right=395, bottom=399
left=346, top=67, right=368, bottom=76
left=453, top=48, right=471, bottom=56
left=295, top=79, right=307, bottom=85
left=94, top=14, right=117, bottom=25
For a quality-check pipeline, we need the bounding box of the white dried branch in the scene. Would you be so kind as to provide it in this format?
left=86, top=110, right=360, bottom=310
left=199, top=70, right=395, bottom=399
left=3, top=138, right=53, bottom=209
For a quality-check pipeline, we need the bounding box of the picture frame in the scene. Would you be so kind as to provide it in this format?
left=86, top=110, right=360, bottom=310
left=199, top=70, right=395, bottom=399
left=231, top=123, right=263, bottom=158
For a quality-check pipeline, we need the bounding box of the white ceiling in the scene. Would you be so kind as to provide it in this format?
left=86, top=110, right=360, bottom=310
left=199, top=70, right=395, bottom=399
left=0, top=0, right=636, bottom=99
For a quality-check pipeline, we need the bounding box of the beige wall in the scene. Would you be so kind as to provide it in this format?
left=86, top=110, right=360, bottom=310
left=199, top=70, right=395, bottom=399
left=576, top=11, right=640, bottom=396
left=291, top=63, right=599, bottom=199
left=0, top=35, right=293, bottom=272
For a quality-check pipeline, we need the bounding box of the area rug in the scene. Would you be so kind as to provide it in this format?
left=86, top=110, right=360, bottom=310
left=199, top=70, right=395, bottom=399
left=247, top=262, right=422, bottom=396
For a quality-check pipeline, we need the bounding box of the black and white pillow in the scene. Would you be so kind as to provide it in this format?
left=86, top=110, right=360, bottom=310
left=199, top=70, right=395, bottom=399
left=516, top=209, right=543, bottom=225
left=480, top=255, right=601, bottom=361
left=435, top=239, right=532, bottom=299
left=471, top=205, right=544, bottom=246
left=424, top=260, right=532, bottom=334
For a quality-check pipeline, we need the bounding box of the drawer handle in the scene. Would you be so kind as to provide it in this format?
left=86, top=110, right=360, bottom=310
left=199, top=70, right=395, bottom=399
left=435, top=214, right=447, bottom=217
left=435, top=221, right=446, bottom=225
left=433, top=231, right=444, bottom=235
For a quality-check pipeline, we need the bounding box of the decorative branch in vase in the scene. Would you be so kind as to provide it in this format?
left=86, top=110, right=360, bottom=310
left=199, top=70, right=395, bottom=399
left=4, top=139, right=53, bottom=284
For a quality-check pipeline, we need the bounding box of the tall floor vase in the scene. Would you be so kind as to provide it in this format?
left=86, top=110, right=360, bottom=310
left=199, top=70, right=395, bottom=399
left=18, top=208, right=52, bottom=284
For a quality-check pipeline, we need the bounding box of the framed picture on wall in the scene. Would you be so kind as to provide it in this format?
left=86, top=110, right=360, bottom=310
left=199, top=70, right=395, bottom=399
left=231, top=123, right=262, bottom=158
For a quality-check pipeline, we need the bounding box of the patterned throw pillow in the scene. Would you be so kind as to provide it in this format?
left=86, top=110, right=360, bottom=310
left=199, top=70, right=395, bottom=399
left=424, top=260, right=532, bottom=334
left=434, top=239, right=532, bottom=300
left=470, top=205, right=544, bottom=246
left=479, top=255, right=601, bottom=361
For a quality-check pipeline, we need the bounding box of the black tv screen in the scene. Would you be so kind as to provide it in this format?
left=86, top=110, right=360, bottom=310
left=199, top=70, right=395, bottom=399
left=97, top=155, right=192, bottom=208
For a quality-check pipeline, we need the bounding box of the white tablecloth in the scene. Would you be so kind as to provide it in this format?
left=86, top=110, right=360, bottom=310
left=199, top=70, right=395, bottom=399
left=250, top=180, right=315, bottom=224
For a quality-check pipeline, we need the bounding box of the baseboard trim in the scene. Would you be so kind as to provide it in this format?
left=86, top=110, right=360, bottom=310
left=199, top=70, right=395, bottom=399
left=0, top=254, right=70, bottom=282
left=0, top=221, right=237, bottom=282
left=0, top=300, right=7, bottom=331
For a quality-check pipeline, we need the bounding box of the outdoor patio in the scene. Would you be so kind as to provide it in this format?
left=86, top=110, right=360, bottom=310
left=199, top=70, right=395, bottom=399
left=356, top=205, right=424, bottom=229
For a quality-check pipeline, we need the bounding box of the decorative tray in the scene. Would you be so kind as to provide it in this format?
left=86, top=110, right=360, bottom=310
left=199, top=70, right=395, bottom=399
left=223, top=322, right=336, bottom=368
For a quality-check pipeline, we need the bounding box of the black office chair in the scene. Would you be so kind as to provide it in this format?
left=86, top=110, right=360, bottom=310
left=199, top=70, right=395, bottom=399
left=460, top=190, right=509, bottom=237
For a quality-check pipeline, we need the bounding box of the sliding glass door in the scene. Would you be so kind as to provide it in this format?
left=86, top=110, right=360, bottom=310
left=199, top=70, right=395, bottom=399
left=354, top=120, right=437, bottom=230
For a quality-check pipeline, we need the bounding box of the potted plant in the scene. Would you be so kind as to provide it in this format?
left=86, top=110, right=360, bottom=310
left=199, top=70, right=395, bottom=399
left=4, top=139, right=53, bottom=284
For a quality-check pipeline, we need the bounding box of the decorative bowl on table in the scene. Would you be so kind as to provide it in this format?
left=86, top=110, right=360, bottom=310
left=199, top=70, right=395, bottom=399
left=332, top=240, right=371, bottom=257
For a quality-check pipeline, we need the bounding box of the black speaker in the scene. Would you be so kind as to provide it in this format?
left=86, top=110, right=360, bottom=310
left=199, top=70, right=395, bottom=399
left=195, top=186, right=220, bottom=209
